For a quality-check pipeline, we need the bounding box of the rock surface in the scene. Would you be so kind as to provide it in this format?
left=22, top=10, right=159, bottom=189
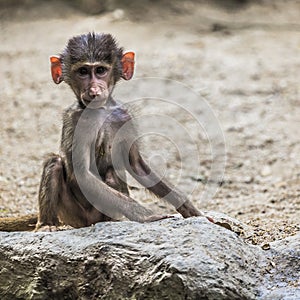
left=0, top=217, right=299, bottom=300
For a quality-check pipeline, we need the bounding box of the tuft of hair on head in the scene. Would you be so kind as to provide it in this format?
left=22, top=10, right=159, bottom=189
left=61, top=32, right=124, bottom=84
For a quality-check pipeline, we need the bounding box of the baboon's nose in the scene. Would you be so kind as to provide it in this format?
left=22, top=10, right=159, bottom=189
left=89, top=86, right=100, bottom=98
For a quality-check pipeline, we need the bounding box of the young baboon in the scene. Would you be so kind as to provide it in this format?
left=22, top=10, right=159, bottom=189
left=1, top=33, right=211, bottom=232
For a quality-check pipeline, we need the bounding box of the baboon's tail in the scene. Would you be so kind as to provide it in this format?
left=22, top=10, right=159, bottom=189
left=0, top=214, right=37, bottom=232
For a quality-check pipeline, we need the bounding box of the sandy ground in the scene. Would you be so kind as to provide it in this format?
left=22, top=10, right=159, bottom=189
left=0, top=1, right=299, bottom=245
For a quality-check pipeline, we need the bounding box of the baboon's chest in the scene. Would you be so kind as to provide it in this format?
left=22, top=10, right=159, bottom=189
left=95, top=120, right=123, bottom=174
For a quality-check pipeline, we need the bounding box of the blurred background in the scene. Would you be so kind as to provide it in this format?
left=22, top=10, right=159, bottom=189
left=0, top=0, right=299, bottom=244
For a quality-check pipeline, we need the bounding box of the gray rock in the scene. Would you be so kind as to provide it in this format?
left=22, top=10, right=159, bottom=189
left=0, top=217, right=299, bottom=300
left=260, top=234, right=300, bottom=300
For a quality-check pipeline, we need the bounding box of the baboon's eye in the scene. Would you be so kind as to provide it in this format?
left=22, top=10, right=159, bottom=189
left=96, top=66, right=108, bottom=75
left=78, top=67, right=88, bottom=76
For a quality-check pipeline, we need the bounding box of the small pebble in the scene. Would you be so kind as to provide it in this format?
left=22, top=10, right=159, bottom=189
left=261, top=165, right=271, bottom=177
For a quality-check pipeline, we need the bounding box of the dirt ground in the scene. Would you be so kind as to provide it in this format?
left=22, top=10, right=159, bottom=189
left=0, top=1, right=299, bottom=245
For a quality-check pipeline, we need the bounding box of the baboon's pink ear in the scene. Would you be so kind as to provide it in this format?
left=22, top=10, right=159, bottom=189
left=50, top=56, right=63, bottom=84
left=121, top=51, right=135, bottom=80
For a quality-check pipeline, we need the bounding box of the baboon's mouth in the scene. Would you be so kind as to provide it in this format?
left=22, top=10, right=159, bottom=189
left=81, top=92, right=109, bottom=107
